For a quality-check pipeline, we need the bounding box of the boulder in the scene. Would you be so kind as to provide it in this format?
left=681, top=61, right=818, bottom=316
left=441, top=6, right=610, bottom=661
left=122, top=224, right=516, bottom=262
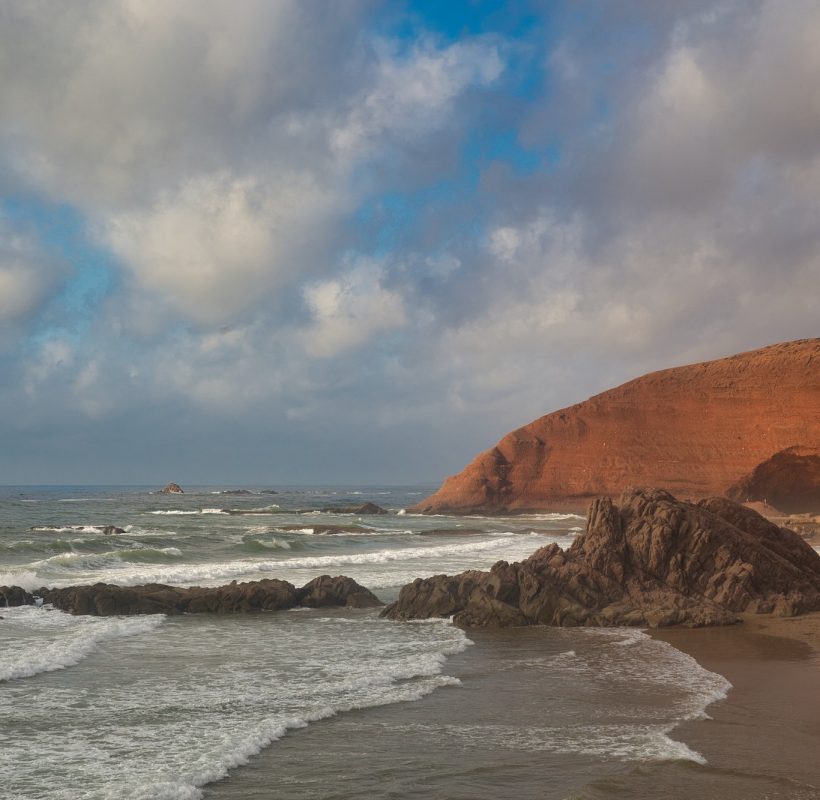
left=159, top=483, right=184, bottom=494
left=382, top=488, right=820, bottom=628
left=296, top=575, right=382, bottom=608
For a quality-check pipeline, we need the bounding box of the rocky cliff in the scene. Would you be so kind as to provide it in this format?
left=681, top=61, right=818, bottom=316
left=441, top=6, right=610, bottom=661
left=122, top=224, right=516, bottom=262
left=416, top=339, right=819, bottom=514
left=383, top=489, right=820, bottom=628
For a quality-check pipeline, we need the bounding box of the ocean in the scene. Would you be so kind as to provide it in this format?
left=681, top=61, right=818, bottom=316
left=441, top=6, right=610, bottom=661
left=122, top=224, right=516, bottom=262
left=0, top=486, right=733, bottom=800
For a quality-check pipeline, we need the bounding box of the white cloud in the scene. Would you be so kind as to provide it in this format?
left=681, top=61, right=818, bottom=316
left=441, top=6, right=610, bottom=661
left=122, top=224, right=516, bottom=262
left=302, top=260, right=407, bottom=357
left=331, top=38, right=503, bottom=158
left=102, top=171, right=341, bottom=323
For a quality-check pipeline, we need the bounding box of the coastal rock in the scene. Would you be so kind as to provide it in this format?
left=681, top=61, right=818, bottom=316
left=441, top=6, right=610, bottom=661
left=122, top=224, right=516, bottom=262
left=159, top=483, right=184, bottom=494
left=726, top=446, right=820, bottom=513
left=1, top=575, right=382, bottom=616
left=1, top=585, right=35, bottom=607
left=382, top=489, right=820, bottom=628
left=296, top=575, right=382, bottom=608
left=415, top=339, right=820, bottom=514
left=320, top=503, right=388, bottom=515
left=102, top=526, right=125, bottom=535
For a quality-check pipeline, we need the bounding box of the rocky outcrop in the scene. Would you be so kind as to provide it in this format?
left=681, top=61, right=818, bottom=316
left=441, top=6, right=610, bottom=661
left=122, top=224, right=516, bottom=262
left=726, top=446, right=820, bottom=513
left=383, top=489, right=820, bottom=628
left=0, top=575, right=382, bottom=616
left=320, top=503, right=388, bottom=515
left=296, top=575, right=384, bottom=608
left=159, top=483, right=184, bottom=494
left=416, top=339, right=820, bottom=514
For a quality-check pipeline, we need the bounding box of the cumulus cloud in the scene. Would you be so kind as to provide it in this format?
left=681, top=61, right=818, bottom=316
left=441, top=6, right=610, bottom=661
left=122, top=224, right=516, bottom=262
left=302, top=260, right=407, bottom=357
left=0, top=0, right=817, bottom=484
left=102, top=171, right=342, bottom=323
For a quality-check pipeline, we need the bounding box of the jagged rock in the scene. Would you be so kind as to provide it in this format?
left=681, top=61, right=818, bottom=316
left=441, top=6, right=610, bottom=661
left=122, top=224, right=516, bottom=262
left=102, top=526, right=125, bottom=535
left=726, top=446, right=820, bottom=513
left=296, top=575, right=382, bottom=608
left=382, top=488, right=820, bottom=628
left=0, top=575, right=382, bottom=616
left=415, top=339, right=820, bottom=513
left=159, top=483, right=184, bottom=494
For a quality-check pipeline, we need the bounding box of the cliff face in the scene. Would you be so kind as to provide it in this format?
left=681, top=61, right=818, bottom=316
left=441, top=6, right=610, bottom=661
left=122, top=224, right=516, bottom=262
left=416, top=339, right=820, bottom=514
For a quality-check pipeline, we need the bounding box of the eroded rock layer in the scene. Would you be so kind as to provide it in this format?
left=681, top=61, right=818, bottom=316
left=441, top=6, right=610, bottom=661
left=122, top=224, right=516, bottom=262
left=383, top=489, right=820, bottom=628
left=416, top=339, right=820, bottom=514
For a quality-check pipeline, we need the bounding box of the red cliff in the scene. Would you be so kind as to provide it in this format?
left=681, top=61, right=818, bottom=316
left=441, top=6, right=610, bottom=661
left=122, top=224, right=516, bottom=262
left=416, top=339, right=820, bottom=514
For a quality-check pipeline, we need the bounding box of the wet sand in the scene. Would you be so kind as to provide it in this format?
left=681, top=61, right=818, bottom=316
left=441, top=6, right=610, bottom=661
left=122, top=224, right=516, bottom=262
left=635, top=614, right=820, bottom=800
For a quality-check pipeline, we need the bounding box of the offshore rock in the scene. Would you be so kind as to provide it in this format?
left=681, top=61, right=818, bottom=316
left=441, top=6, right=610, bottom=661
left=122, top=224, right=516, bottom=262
left=320, top=503, right=388, bottom=515
left=296, top=575, right=383, bottom=608
left=416, top=339, right=820, bottom=513
left=159, top=483, right=184, bottom=494
left=383, top=489, right=820, bottom=628
left=0, top=575, right=382, bottom=616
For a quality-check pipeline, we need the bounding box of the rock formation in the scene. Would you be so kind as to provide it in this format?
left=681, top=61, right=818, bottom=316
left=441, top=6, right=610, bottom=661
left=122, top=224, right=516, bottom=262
left=726, top=446, right=820, bottom=513
left=415, top=339, right=820, bottom=514
left=1, top=575, right=382, bottom=616
left=159, top=483, right=184, bottom=494
left=319, top=503, right=388, bottom=515
left=383, top=488, right=820, bottom=628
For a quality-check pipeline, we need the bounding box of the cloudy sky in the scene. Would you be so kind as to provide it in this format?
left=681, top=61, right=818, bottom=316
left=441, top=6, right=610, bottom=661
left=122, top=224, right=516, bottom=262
left=0, top=0, right=817, bottom=486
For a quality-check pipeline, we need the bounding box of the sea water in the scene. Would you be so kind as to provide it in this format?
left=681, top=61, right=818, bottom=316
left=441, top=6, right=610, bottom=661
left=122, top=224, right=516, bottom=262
left=0, top=486, right=730, bottom=799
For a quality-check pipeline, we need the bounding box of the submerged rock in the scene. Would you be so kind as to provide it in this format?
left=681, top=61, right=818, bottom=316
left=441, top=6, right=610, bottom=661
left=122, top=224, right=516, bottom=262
left=102, top=526, right=125, bottom=535
left=159, top=483, right=184, bottom=494
left=0, top=575, right=382, bottom=616
left=383, top=488, right=820, bottom=629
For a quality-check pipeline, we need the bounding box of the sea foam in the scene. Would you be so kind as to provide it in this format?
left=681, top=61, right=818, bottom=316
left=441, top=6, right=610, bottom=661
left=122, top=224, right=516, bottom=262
left=0, top=605, right=165, bottom=682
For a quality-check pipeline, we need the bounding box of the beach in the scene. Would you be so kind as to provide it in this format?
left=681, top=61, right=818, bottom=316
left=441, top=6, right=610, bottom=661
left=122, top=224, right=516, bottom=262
left=3, top=486, right=819, bottom=799
left=203, top=617, right=820, bottom=800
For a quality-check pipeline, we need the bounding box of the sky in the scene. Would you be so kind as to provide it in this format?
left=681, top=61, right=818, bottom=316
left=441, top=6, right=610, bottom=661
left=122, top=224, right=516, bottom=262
left=0, top=0, right=818, bottom=486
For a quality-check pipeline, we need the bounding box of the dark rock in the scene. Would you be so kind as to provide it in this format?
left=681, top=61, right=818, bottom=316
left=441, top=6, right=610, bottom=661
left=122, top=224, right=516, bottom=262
left=320, top=502, right=388, bottom=515
left=278, top=524, right=373, bottom=535
left=417, top=528, right=485, bottom=536
left=102, top=526, right=125, bottom=535
left=296, top=575, right=382, bottom=608
left=0, top=586, right=36, bottom=607
left=159, top=483, right=184, bottom=494
left=5, top=575, right=382, bottom=616
left=382, top=488, right=820, bottom=629
left=220, top=489, right=253, bottom=495
left=726, top=446, right=820, bottom=513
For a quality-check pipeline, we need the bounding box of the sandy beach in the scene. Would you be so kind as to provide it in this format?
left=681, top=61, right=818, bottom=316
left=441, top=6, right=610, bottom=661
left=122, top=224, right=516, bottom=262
left=640, top=614, right=820, bottom=800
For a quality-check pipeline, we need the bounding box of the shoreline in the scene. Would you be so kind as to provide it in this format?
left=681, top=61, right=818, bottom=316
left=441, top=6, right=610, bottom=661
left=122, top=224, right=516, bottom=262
left=644, top=613, right=820, bottom=800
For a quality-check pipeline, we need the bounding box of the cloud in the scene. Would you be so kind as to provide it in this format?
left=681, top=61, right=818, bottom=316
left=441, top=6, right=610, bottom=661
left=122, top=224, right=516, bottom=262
left=0, top=221, right=63, bottom=325
left=0, top=0, right=817, bottom=484
left=102, top=171, right=343, bottom=324
left=302, top=259, right=407, bottom=357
